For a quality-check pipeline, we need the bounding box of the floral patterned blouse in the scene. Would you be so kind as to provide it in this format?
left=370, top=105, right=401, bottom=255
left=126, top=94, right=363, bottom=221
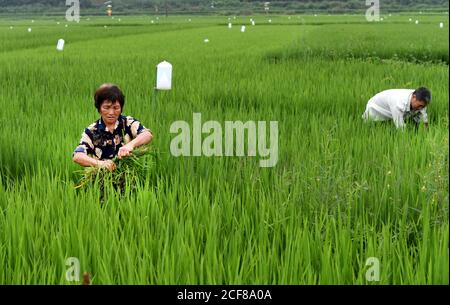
left=73, top=115, right=150, bottom=160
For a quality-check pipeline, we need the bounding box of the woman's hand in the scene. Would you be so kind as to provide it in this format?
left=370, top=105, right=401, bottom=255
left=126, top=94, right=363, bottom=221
left=118, top=144, right=134, bottom=159
left=96, top=160, right=116, bottom=171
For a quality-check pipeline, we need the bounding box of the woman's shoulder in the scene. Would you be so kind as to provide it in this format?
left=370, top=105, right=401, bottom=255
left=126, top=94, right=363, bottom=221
left=84, top=119, right=102, bottom=134
left=121, top=115, right=141, bottom=126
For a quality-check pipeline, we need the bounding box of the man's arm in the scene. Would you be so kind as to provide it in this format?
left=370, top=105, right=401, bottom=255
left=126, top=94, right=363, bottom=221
left=421, top=109, right=429, bottom=130
left=118, top=130, right=153, bottom=159
left=390, top=105, right=406, bottom=129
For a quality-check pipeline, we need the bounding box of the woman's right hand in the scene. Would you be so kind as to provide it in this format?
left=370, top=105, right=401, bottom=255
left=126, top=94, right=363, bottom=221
left=96, top=160, right=116, bottom=171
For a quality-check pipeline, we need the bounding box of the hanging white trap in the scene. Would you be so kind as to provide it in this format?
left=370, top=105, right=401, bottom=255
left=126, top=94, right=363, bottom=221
left=156, top=61, right=172, bottom=90
left=56, top=39, right=65, bottom=51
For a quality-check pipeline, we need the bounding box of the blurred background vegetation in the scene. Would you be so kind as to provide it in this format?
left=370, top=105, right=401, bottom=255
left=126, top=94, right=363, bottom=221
left=0, top=0, right=448, bottom=16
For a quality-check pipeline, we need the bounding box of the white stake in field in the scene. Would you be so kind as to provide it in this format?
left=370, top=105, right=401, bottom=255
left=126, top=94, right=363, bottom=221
left=56, top=39, right=65, bottom=51
left=156, top=61, right=172, bottom=90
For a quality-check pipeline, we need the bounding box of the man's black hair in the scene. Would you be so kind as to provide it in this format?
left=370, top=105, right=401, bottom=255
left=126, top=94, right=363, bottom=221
left=413, top=87, right=432, bottom=105
left=94, top=84, right=125, bottom=111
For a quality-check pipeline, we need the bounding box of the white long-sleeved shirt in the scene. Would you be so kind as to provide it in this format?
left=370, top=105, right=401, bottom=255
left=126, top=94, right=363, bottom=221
left=362, top=89, right=428, bottom=129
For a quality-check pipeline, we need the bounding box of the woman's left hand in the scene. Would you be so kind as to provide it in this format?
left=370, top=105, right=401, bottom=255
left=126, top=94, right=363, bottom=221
left=118, top=144, right=134, bottom=159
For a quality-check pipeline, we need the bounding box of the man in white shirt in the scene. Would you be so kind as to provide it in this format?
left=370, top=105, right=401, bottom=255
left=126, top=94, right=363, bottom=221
left=362, top=87, right=431, bottom=129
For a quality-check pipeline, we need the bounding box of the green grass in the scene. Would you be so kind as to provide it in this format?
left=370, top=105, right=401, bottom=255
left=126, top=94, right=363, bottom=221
left=0, top=14, right=448, bottom=284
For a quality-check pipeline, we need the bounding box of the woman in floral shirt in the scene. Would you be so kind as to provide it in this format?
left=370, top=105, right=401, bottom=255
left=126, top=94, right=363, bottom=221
left=73, top=83, right=153, bottom=171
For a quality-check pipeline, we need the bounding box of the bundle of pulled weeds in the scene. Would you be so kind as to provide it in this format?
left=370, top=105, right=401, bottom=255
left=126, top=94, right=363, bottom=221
left=74, top=145, right=156, bottom=191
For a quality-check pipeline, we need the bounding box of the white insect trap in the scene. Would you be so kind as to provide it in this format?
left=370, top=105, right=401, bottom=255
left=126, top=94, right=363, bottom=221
left=56, top=39, right=65, bottom=51
left=156, top=61, right=172, bottom=90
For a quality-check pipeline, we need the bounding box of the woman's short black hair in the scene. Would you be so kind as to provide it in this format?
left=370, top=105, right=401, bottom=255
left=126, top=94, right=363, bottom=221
left=413, top=87, right=431, bottom=105
left=94, top=83, right=125, bottom=111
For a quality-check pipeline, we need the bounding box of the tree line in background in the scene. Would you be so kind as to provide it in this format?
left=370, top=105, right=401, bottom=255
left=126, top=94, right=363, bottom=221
left=0, top=0, right=448, bottom=14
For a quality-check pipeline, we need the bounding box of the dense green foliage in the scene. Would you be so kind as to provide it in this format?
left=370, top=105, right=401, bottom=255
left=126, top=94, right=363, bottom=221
left=0, top=14, right=448, bottom=284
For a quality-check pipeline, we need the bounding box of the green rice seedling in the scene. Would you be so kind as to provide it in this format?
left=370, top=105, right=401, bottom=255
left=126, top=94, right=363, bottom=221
left=74, top=145, right=157, bottom=194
